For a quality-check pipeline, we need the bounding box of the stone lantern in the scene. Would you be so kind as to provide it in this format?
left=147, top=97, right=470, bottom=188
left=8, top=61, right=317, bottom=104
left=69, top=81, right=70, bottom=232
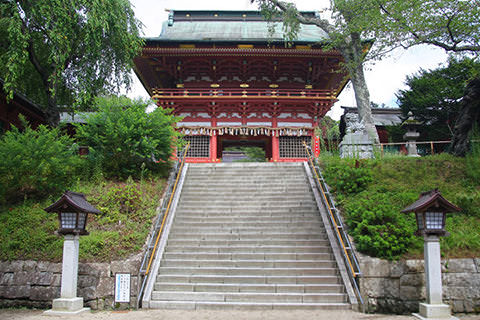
left=44, top=191, right=101, bottom=315
left=402, top=189, right=461, bottom=320
left=402, top=111, right=422, bottom=157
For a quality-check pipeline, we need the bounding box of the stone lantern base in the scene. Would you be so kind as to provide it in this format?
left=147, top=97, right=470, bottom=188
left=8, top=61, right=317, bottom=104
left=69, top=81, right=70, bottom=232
left=413, top=303, right=458, bottom=320
left=44, top=297, right=90, bottom=315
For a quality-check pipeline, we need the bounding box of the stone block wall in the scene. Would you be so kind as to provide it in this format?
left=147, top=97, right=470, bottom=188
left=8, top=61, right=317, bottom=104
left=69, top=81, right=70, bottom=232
left=0, top=254, right=142, bottom=310
left=359, top=254, right=480, bottom=314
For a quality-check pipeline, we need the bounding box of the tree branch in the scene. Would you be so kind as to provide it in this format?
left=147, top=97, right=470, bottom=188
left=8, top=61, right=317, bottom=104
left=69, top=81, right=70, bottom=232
left=379, top=2, right=480, bottom=53
left=259, top=0, right=336, bottom=35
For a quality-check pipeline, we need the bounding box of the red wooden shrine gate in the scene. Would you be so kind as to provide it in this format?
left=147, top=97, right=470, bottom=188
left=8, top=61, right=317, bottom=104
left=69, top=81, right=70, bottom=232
left=134, top=10, right=348, bottom=162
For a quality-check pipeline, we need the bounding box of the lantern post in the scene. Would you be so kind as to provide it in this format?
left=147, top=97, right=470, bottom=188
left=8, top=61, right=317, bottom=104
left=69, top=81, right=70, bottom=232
left=44, top=191, right=101, bottom=315
left=402, top=189, right=461, bottom=320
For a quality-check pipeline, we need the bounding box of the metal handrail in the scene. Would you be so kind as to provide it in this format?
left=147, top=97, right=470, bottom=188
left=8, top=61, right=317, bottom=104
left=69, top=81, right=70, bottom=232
left=303, top=143, right=364, bottom=310
left=136, top=143, right=190, bottom=308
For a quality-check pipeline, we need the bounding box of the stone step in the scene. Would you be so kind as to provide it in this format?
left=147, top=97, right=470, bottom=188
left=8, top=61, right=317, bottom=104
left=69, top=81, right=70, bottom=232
left=160, top=259, right=336, bottom=268
left=154, top=282, right=344, bottom=293
left=167, top=233, right=327, bottom=241
left=182, top=183, right=310, bottom=189
left=169, top=227, right=324, bottom=234
left=185, top=178, right=308, bottom=184
left=181, top=187, right=311, bottom=193
left=148, top=300, right=351, bottom=310
left=180, top=192, right=312, bottom=199
left=186, top=172, right=305, bottom=177
left=157, top=267, right=338, bottom=276
left=176, top=205, right=318, bottom=212
left=175, top=209, right=319, bottom=215
left=165, top=246, right=332, bottom=254
left=177, top=201, right=316, bottom=207
left=172, top=221, right=322, bottom=228
left=174, top=213, right=321, bottom=219
left=147, top=162, right=350, bottom=310
left=166, top=240, right=329, bottom=247
left=163, top=252, right=333, bottom=261
left=180, top=194, right=315, bottom=201
left=155, top=275, right=342, bottom=285
left=173, top=216, right=321, bottom=223
left=151, top=291, right=346, bottom=304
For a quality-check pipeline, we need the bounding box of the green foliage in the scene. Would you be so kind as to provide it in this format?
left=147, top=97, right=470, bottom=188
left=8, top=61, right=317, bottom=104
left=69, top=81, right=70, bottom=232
left=0, top=119, right=84, bottom=204
left=374, top=0, right=480, bottom=54
left=344, top=193, right=415, bottom=259
left=318, top=116, right=340, bottom=154
left=319, top=153, right=480, bottom=259
left=397, top=58, right=480, bottom=141
left=0, top=0, right=143, bottom=123
left=322, top=159, right=373, bottom=195
left=0, top=177, right=165, bottom=262
left=454, top=192, right=480, bottom=218
left=75, top=97, right=181, bottom=179
left=465, top=130, right=480, bottom=182
left=442, top=215, right=480, bottom=254
left=0, top=202, right=62, bottom=261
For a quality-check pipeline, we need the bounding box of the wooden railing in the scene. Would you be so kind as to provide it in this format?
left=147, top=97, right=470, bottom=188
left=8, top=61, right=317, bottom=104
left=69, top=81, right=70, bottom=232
left=152, top=88, right=334, bottom=99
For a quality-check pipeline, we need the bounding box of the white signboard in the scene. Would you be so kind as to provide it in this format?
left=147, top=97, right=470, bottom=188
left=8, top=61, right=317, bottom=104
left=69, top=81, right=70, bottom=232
left=114, top=273, right=130, bottom=303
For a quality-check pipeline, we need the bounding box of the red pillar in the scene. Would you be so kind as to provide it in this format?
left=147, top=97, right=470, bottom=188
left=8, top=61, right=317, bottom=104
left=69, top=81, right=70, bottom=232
left=210, top=134, right=217, bottom=162
left=210, top=119, right=217, bottom=162
left=271, top=117, right=279, bottom=162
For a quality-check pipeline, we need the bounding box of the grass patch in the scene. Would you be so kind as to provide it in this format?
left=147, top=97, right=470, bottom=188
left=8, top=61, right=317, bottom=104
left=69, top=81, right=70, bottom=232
left=0, top=178, right=165, bottom=262
left=318, top=153, right=480, bottom=259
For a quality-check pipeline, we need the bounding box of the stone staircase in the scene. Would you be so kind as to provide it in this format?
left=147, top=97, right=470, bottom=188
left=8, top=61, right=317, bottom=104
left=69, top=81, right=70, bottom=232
left=149, top=162, right=352, bottom=310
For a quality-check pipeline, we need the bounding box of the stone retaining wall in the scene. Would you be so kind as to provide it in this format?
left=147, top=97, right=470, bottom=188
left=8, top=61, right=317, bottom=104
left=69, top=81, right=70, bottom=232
left=0, top=254, right=141, bottom=310
left=359, top=254, right=480, bottom=314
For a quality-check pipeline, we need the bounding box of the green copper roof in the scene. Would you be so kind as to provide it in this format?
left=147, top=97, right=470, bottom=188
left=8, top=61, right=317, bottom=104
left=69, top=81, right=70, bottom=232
left=147, top=10, right=328, bottom=43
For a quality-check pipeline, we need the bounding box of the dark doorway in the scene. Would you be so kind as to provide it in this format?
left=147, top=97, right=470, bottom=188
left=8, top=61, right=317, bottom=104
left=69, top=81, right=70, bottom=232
left=217, top=135, right=272, bottom=160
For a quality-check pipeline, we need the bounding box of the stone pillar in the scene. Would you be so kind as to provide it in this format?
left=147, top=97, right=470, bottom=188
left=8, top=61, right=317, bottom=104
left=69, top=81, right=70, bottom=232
left=45, top=234, right=89, bottom=315
left=414, top=235, right=457, bottom=320
left=339, top=113, right=374, bottom=159
left=404, top=130, right=420, bottom=157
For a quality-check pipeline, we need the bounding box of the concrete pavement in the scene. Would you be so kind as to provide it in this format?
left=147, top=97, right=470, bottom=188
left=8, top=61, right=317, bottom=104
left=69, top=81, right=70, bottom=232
left=1, top=309, right=479, bottom=320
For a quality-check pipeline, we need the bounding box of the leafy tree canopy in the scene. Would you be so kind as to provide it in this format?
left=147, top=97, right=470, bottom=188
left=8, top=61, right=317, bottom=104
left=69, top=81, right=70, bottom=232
left=0, top=0, right=143, bottom=125
left=397, top=58, right=480, bottom=141
left=374, top=0, right=480, bottom=54
left=75, top=96, right=181, bottom=179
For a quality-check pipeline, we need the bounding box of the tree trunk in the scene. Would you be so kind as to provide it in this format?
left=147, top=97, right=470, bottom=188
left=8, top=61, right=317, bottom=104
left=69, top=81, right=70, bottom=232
left=340, top=33, right=380, bottom=144
left=349, top=62, right=380, bottom=143
left=44, top=92, right=60, bottom=126
left=450, top=77, right=480, bottom=156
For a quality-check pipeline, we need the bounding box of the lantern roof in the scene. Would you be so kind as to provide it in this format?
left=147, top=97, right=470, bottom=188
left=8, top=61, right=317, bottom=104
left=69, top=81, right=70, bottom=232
left=45, top=191, right=101, bottom=214
left=401, top=189, right=461, bottom=214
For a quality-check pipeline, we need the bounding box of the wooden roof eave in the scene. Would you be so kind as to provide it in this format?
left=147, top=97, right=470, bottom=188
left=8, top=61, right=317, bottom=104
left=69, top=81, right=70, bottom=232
left=140, top=47, right=343, bottom=58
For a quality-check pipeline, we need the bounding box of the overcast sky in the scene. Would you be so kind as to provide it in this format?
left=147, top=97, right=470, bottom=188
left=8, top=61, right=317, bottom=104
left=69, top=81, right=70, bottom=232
left=127, top=0, right=449, bottom=120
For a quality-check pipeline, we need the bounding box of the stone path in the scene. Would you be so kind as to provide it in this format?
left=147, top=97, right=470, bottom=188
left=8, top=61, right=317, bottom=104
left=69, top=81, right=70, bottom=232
left=1, top=309, right=479, bottom=320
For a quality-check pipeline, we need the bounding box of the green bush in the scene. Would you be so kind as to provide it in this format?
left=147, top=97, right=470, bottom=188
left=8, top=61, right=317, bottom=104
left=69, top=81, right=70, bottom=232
left=454, top=192, right=480, bottom=218
left=0, top=119, right=84, bottom=204
left=322, top=159, right=373, bottom=195
left=75, top=96, right=181, bottom=179
left=344, top=193, right=416, bottom=259
left=465, top=133, right=480, bottom=183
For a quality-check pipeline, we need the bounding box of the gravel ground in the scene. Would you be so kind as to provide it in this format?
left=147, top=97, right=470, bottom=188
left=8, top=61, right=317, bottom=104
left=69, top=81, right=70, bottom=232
left=1, top=309, right=479, bottom=320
